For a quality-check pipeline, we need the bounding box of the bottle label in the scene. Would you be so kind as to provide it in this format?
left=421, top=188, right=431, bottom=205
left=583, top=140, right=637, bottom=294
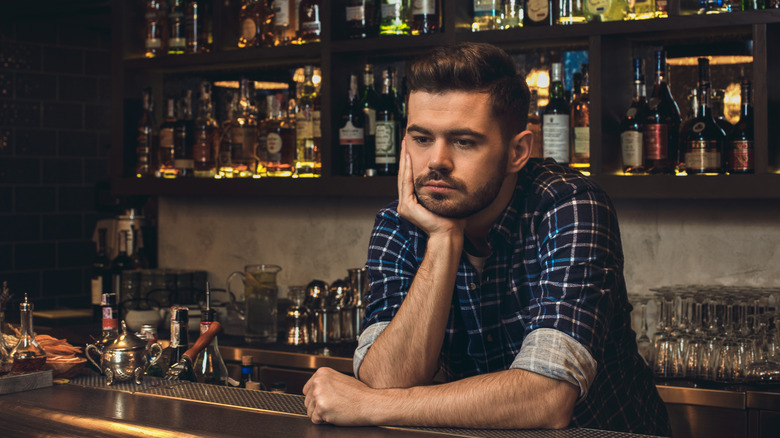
left=193, top=128, right=214, bottom=162
left=474, top=0, right=498, bottom=15
left=413, top=0, right=436, bottom=14
left=296, top=112, right=314, bottom=138
left=587, top=0, right=609, bottom=14
left=382, top=0, right=403, bottom=19
left=527, top=0, right=549, bottom=21
left=643, top=123, right=668, bottom=160
left=276, top=0, right=290, bottom=26
left=102, top=306, right=117, bottom=331
left=159, top=127, right=175, bottom=150
left=729, top=140, right=753, bottom=172
left=171, top=321, right=184, bottom=348
left=302, top=21, right=321, bottom=33
left=364, top=108, right=377, bottom=135
left=145, top=38, right=162, bottom=49
left=91, top=277, right=103, bottom=306
left=542, top=114, right=570, bottom=163
left=313, top=110, right=322, bottom=138
left=626, top=107, right=638, bottom=118
left=685, top=140, right=721, bottom=172
left=241, top=18, right=257, bottom=41
left=692, top=121, right=706, bottom=134
left=267, top=133, right=283, bottom=154
left=573, top=126, right=590, bottom=156
left=621, top=131, right=643, bottom=167
left=174, top=158, right=195, bottom=169
left=169, top=37, right=186, bottom=49
left=346, top=6, right=365, bottom=21
left=375, top=121, right=397, bottom=163
left=339, top=121, right=365, bottom=145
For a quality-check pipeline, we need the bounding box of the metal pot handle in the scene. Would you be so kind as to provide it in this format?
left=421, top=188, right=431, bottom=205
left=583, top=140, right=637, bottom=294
left=147, top=342, right=164, bottom=367
left=85, top=344, right=101, bottom=370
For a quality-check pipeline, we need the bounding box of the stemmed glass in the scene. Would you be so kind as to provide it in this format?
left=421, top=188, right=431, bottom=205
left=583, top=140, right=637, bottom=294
left=651, top=289, right=685, bottom=379
left=683, top=291, right=707, bottom=381
left=631, top=293, right=653, bottom=365
left=746, top=289, right=780, bottom=384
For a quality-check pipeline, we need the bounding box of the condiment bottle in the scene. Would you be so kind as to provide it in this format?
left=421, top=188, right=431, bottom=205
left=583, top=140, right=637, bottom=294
left=10, top=294, right=47, bottom=374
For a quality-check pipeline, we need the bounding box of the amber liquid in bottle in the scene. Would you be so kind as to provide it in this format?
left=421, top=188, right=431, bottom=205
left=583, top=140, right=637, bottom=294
left=683, top=58, right=726, bottom=175
left=726, top=79, right=754, bottom=174
left=643, top=50, right=681, bottom=174
left=620, top=58, right=647, bottom=174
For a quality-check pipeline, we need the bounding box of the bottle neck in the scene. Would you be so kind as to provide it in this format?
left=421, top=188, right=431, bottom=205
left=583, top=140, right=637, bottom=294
left=698, top=84, right=711, bottom=118
left=633, top=81, right=646, bottom=101
left=20, top=306, right=33, bottom=337
left=550, top=81, right=565, bottom=100
left=740, top=84, right=752, bottom=119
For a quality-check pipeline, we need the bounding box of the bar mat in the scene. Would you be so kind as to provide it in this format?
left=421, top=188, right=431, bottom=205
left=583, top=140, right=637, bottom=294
left=401, top=426, right=664, bottom=438
left=68, top=375, right=184, bottom=394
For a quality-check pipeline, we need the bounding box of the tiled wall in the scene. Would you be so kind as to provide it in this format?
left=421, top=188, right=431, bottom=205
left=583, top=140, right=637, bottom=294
left=0, top=21, right=112, bottom=310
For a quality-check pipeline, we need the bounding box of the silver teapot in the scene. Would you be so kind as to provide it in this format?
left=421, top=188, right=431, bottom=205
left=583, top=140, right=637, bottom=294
left=86, top=321, right=163, bottom=385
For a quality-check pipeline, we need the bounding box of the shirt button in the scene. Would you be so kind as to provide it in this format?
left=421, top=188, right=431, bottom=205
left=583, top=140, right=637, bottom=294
left=486, top=334, right=494, bottom=343
left=469, top=283, right=477, bottom=290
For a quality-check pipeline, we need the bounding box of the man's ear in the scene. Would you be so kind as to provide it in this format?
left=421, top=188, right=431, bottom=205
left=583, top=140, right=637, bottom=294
left=506, top=130, right=532, bottom=173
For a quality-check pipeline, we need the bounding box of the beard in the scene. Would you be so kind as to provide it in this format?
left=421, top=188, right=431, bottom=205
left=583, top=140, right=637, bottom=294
left=413, top=156, right=507, bottom=219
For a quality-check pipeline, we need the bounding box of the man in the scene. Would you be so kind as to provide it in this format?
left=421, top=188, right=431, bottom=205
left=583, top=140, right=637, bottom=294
left=303, top=42, right=669, bottom=435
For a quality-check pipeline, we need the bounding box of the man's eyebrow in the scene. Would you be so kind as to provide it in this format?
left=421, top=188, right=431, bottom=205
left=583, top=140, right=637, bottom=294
left=406, top=124, right=487, bottom=140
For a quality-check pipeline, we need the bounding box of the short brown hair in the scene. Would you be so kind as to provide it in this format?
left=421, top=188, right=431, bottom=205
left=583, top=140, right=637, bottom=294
left=405, top=42, right=530, bottom=142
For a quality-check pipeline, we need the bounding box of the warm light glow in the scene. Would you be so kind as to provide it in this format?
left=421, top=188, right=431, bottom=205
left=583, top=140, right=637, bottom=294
left=666, top=56, right=753, bottom=66
left=292, top=67, right=322, bottom=86
left=723, top=82, right=741, bottom=125
left=213, top=81, right=289, bottom=90
left=526, top=68, right=550, bottom=109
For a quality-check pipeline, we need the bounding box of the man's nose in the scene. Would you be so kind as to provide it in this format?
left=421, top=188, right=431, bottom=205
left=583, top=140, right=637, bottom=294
left=427, top=140, right=453, bottom=172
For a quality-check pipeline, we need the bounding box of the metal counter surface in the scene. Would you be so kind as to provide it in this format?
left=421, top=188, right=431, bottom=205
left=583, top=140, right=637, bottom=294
left=0, top=378, right=664, bottom=438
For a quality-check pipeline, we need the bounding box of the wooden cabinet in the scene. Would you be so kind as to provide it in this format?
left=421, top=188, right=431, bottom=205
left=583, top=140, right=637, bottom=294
left=110, top=1, right=780, bottom=199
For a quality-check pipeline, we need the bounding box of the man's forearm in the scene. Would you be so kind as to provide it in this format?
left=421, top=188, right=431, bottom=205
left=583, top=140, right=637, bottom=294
left=360, top=232, right=463, bottom=389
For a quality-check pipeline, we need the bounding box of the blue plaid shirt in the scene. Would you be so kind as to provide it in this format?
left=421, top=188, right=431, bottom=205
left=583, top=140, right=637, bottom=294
left=362, top=159, right=669, bottom=435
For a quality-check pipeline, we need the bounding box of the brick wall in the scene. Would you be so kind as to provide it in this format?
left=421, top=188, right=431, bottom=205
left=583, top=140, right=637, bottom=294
left=0, top=20, right=112, bottom=311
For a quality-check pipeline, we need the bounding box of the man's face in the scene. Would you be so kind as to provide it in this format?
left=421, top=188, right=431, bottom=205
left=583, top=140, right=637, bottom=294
left=405, top=91, right=509, bottom=219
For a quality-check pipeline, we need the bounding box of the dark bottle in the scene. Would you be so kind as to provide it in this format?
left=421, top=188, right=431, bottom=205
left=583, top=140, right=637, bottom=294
left=683, top=57, right=726, bottom=175
left=294, top=66, right=321, bottom=177
left=361, top=64, right=380, bottom=174
left=174, top=90, right=195, bottom=177
left=524, top=0, right=555, bottom=26
left=168, top=0, right=186, bottom=55
left=185, top=0, right=210, bottom=54
left=339, top=74, right=367, bottom=176
left=542, top=62, right=571, bottom=165
left=375, top=68, right=400, bottom=175
left=96, top=293, right=119, bottom=351
left=91, top=228, right=111, bottom=322
left=170, top=306, right=190, bottom=366
left=193, top=81, right=219, bottom=178
left=238, top=0, right=275, bottom=48
left=643, top=50, right=681, bottom=174
left=111, top=230, right=133, bottom=303
left=411, top=0, right=439, bottom=35
left=570, top=65, right=590, bottom=170
left=379, top=0, right=410, bottom=35
left=678, top=88, right=700, bottom=166
left=298, top=0, right=322, bottom=43
left=260, top=95, right=296, bottom=177
left=346, top=0, right=378, bottom=39
left=144, top=0, right=167, bottom=58
left=726, top=79, right=754, bottom=174
left=130, top=225, right=150, bottom=269
left=620, top=58, right=647, bottom=174
left=158, top=98, right=178, bottom=178
left=710, top=88, right=733, bottom=136
left=136, top=88, right=155, bottom=178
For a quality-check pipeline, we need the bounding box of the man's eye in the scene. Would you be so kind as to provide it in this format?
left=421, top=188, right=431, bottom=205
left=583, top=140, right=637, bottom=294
left=454, top=139, right=475, bottom=148
left=412, top=136, right=432, bottom=145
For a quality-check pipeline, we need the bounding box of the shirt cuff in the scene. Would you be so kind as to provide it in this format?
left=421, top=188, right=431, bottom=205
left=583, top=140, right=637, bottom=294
left=510, top=328, right=598, bottom=400
left=352, top=321, right=390, bottom=380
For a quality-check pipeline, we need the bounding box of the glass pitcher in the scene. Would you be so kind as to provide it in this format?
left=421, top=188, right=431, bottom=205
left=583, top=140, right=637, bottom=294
left=227, top=264, right=281, bottom=343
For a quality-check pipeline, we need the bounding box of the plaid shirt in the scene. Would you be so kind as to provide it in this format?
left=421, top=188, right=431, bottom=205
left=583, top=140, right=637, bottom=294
left=363, top=159, right=669, bottom=436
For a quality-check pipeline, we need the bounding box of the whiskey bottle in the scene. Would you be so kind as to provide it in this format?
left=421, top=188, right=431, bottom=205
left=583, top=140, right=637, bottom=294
left=643, top=50, right=681, bottom=174
left=570, top=64, right=590, bottom=170
left=136, top=87, right=155, bottom=178
left=228, top=78, right=260, bottom=178
left=339, top=74, right=367, bottom=176
left=174, top=90, right=195, bottom=178
left=411, top=0, right=439, bottom=34
left=261, top=95, right=296, bottom=177
left=346, top=0, right=379, bottom=39
left=558, top=0, right=587, bottom=24
left=158, top=98, right=177, bottom=178
left=218, top=91, right=239, bottom=177
left=361, top=64, right=380, bottom=174
left=524, top=0, right=555, bottom=26
left=144, top=0, right=166, bottom=58
left=295, top=66, right=320, bottom=177
left=168, top=0, right=186, bottom=55
left=185, top=0, right=210, bottom=54
left=380, top=0, right=410, bottom=35
left=298, top=0, right=322, bottom=44
left=273, top=0, right=292, bottom=45
left=238, top=0, right=275, bottom=48
left=678, top=88, right=700, bottom=165
left=726, top=79, right=754, bottom=174
left=683, top=57, right=726, bottom=175
left=619, top=58, right=648, bottom=174
left=193, top=81, right=219, bottom=178
left=542, top=62, right=570, bottom=165
left=473, top=0, right=500, bottom=31
left=91, top=228, right=111, bottom=322
left=375, top=68, right=400, bottom=175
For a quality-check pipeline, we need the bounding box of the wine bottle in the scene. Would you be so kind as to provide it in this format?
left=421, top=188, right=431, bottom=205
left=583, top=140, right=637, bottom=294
left=193, top=81, right=219, bottom=178
left=678, top=88, right=700, bottom=165
left=340, top=74, right=367, bottom=176
left=273, top=0, right=292, bottom=45
left=144, top=0, right=166, bottom=58
left=375, top=68, right=400, bottom=175
left=726, top=79, right=753, bottom=174
left=619, top=58, right=648, bottom=174
left=185, top=0, right=210, bottom=54
left=168, top=0, right=186, bottom=55
left=379, top=0, right=410, bottom=35
left=174, top=90, right=194, bottom=177
left=710, top=88, right=733, bottom=135
left=542, top=62, right=570, bottom=165
left=298, top=0, right=322, bottom=43
left=643, top=50, right=681, bottom=174
left=158, top=98, right=177, bottom=178
left=412, top=0, right=439, bottom=34
left=295, top=66, right=320, bottom=177
left=261, top=95, right=296, bottom=177
left=136, top=87, right=155, bottom=178
left=346, top=0, right=379, bottom=38
left=473, top=0, right=500, bottom=31
left=91, top=228, right=111, bottom=322
left=683, top=57, right=726, bottom=175
left=361, top=64, right=380, bottom=174
left=238, top=0, right=275, bottom=48
left=570, top=63, right=590, bottom=170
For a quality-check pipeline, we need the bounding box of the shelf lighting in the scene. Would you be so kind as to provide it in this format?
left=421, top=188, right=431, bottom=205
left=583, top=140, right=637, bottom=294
left=666, top=56, right=753, bottom=66
left=213, top=81, right=290, bottom=90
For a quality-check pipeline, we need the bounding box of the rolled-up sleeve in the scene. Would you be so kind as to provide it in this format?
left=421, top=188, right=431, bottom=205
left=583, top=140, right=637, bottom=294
left=352, top=321, right=390, bottom=379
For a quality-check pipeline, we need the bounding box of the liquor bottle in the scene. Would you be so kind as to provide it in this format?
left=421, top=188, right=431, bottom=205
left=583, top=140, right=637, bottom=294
left=298, top=0, right=322, bottom=44
left=174, top=90, right=195, bottom=177
left=380, top=0, right=410, bottom=35
left=643, top=50, right=681, bottom=174
left=570, top=64, right=590, bottom=170
left=584, top=0, right=628, bottom=21
left=130, top=225, right=149, bottom=269
left=375, top=68, right=400, bottom=175
left=261, top=95, right=296, bottom=176
left=683, top=57, right=726, bottom=175
left=273, top=0, right=292, bottom=45
left=628, top=0, right=656, bottom=19
left=473, top=0, right=500, bottom=31
left=228, top=78, right=260, bottom=177
left=346, top=0, right=379, bottom=39
left=218, top=91, right=239, bottom=177
left=193, top=81, right=219, bottom=178
left=340, top=74, right=367, bottom=176
left=95, top=293, right=119, bottom=352
left=678, top=88, right=700, bottom=164
left=169, top=306, right=190, bottom=368
left=361, top=64, right=380, bottom=174
left=558, top=0, right=587, bottom=24
left=136, top=87, right=155, bottom=178
left=158, top=98, right=177, bottom=178
left=619, top=58, right=648, bottom=174
left=295, top=66, right=320, bottom=177
left=656, top=0, right=669, bottom=16
left=726, top=79, right=754, bottom=174
left=710, top=88, right=733, bottom=135
left=542, top=62, right=570, bottom=165
left=91, top=228, right=111, bottom=322
left=524, top=0, right=555, bottom=26
left=144, top=0, right=166, bottom=58
left=412, top=0, right=439, bottom=34
left=527, top=89, right=543, bottom=158
left=185, top=0, right=210, bottom=54
left=238, top=0, right=275, bottom=48
left=111, top=230, right=133, bottom=304
left=10, top=294, right=46, bottom=374
left=194, top=284, right=229, bottom=385
left=168, top=0, right=186, bottom=55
